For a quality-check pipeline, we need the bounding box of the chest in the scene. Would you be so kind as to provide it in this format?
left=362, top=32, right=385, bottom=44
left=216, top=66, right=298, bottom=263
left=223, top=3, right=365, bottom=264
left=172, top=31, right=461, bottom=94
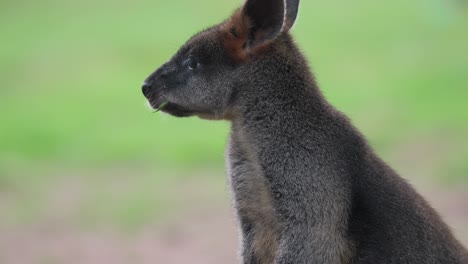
left=226, top=130, right=276, bottom=221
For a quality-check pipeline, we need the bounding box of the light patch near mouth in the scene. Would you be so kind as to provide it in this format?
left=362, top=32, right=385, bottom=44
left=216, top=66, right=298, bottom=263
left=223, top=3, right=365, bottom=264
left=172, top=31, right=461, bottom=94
left=146, top=101, right=154, bottom=110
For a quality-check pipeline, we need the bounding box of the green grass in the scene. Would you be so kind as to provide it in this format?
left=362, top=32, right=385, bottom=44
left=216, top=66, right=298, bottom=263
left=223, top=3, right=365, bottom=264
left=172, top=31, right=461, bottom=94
left=0, top=0, right=467, bottom=229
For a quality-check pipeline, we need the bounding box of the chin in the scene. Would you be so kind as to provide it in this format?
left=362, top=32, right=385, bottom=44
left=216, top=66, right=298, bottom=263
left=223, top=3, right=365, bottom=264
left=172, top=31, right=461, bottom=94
left=160, top=103, right=195, bottom=117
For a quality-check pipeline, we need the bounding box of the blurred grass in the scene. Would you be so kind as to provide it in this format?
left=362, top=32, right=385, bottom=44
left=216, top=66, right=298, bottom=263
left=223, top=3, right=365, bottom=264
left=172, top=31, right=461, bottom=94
left=0, top=0, right=238, bottom=169
left=0, top=0, right=467, bottom=229
left=0, top=165, right=227, bottom=231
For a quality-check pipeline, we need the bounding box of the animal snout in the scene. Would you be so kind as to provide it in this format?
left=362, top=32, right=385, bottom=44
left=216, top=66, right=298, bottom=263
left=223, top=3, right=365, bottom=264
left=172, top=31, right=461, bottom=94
left=155, top=63, right=170, bottom=79
left=142, top=63, right=171, bottom=97
left=142, top=82, right=153, bottom=97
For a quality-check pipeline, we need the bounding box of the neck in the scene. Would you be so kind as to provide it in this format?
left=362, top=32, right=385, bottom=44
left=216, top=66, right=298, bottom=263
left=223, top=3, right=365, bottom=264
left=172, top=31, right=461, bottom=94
left=232, top=60, right=331, bottom=128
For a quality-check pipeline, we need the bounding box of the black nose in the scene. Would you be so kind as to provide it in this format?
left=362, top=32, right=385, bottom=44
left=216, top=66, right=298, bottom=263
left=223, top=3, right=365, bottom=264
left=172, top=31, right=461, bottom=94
left=142, top=82, right=152, bottom=97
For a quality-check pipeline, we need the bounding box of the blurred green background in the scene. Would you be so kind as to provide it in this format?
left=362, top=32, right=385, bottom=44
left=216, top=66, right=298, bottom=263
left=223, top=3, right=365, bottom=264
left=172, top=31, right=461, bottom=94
left=0, top=0, right=467, bottom=263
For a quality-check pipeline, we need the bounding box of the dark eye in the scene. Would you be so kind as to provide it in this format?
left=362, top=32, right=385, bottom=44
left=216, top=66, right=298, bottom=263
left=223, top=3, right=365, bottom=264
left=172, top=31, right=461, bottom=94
left=185, top=57, right=199, bottom=70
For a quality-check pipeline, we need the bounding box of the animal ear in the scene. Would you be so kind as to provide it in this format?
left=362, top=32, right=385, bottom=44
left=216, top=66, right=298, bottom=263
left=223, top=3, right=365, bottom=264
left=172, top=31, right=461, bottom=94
left=242, top=0, right=285, bottom=48
left=223, top=0, right=300, bottom=59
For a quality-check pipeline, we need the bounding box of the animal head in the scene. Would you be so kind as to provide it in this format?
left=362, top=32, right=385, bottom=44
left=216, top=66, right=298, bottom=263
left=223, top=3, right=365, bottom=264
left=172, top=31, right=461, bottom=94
left=142, top=0, right=300, bottom=120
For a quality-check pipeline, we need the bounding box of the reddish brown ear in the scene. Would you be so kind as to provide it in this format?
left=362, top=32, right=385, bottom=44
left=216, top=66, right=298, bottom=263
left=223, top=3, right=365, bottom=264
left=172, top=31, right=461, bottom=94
left=222, top=0, right=300, bottom=61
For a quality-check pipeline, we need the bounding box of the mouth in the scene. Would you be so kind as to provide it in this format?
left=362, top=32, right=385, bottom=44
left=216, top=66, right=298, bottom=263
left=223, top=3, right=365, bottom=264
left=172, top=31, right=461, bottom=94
left=152, top=101, right=169, bottom=113
left=148, top=98, right=194, bottom=117
left=147, top=95, right=168, bottom=110
left=145, top=85, right=195, bottom=117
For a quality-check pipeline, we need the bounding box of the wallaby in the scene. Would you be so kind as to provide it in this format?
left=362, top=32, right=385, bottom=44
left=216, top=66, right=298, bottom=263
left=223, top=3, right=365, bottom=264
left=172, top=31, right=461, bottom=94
left=142, top=0, right=468, bottom=263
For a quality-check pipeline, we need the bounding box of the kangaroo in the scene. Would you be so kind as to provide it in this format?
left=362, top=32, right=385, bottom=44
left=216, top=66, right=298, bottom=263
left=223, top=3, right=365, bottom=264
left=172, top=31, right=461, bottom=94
left=142, top=0, right=468, bottom=263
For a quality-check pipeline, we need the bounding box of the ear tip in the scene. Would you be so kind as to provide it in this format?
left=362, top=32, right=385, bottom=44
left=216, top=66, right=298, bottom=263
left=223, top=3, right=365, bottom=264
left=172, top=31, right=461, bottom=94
left=283, top=0, right=300, bottom=32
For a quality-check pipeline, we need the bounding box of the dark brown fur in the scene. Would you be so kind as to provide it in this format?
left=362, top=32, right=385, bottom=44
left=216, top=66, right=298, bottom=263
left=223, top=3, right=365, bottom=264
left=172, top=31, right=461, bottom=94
left=142, top=0, right=468, bottom=263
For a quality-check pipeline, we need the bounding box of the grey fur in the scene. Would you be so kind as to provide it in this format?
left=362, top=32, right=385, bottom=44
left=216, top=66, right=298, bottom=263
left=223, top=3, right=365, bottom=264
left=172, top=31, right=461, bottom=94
left=142, top=0, right=468, bottom=263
